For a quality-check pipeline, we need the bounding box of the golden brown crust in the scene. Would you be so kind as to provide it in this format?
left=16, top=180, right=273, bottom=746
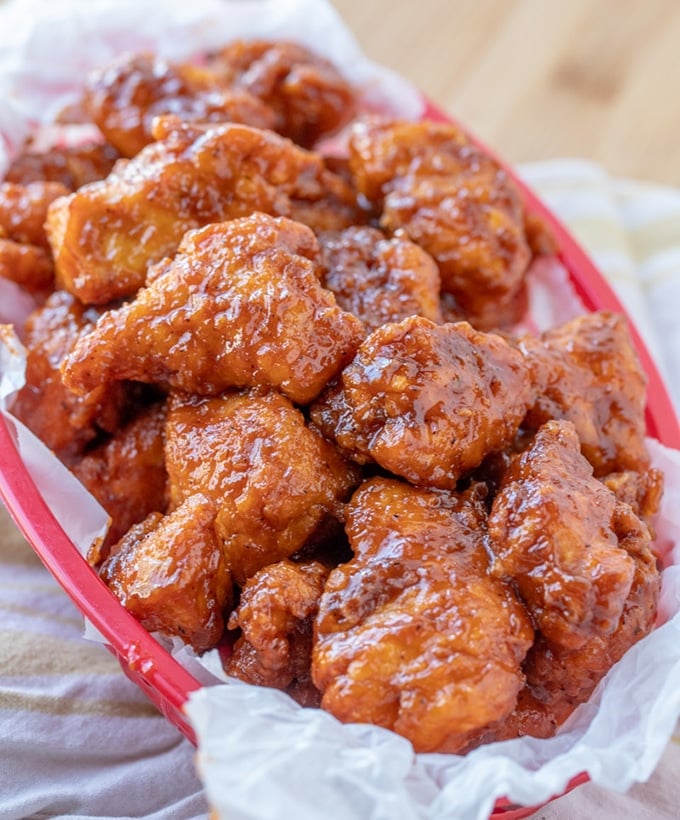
left=60, top=214, right=365, bottom=403
left=164, top=389, right=361, bottom=583
left=311, top=317, right=535, bottom=488
left=0, top=238, right=54, bottom=295
left=84, top=52, right=277, bottom=158
left=601, top=467, right=664, bottom=530
left=348, top=119, right=531, bottom=328
left=208, top=39, right=356, bottom=148
left=100, top=493, right=232, bottom=652
left=1, top=38, right=661, bottom=750
left=5, top=143, right=121, bottom=190
left=0, top=181, right=70, bottom=250
left=492, top=498, right=659, bottom=741
left=488, top=420, right=636, bottom=650
left=318, top=226, right=442, bottom=330
left=72, top=402, right=169, bottom=562
left=226, top=559, right=328, bottom=701
left=521, top=311, right=649, bottom=475
left=313, top=478, right=533, bottom=753
left=11, top=291, right=129, bottom=462
left=47, top=122, right=363, bottom=305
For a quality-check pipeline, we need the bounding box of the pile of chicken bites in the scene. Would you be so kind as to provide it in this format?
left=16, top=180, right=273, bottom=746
left=1, top=40, right=664, bottom=754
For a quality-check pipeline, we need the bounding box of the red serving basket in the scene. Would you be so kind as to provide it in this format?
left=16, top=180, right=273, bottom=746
left=1, top=102, right=679, bottom=819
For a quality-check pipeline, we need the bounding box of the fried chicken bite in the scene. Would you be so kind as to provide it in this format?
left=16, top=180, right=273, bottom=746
left=208, top=39, right=356, bottom=148
left=164, top=389, right=361, bottom=584
left=0, top=181, right=70, bottom=296
left=312, top=478, right=533, bottom=753
left=493, top=498, right=659, bottom=741
left=0, top=237, right=53, bottom=296
left=0, top=181, right=69, bottom=249
left=47, top=120, right=362, bottom=304
left=83, top=52, right=277, bottom=158
left=100, top=493, right=232, bottom=653
left=348, top=119, right=531, bottom=329
left=310, top=316, right=535, bottom=489
left=4, top=142, right=120, bottom=190
left=523, top=211, right=558, bottom=258
left=72, top=402, right=168, bottom=564
left=226, top=559, right=328, bottom=705
left=488, top=420, right=636, bottom=651
left=601, top=467, right=664, bottom=528
left=11, top=290, right=129, bottom=463
left=61, top=215, right=364, bottom=403
left=521, top=311, right=649, bottom=475
left=318, top=226, right=442, bottom=331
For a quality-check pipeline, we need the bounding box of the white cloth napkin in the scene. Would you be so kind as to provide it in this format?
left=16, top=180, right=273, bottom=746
left=1, top=158, right=679, bottom=819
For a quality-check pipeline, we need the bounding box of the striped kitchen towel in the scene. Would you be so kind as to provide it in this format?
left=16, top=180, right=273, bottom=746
left=0, top=502, right=208, bottom=819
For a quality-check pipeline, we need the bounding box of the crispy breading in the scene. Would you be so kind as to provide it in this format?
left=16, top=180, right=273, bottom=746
left=0, top=238, right=54, bottom=295
left=83, top=52, right=277, bottom=157
left=310, top=316, right=535, bottom=488
left=521, top=311, right=649, bottom=475
left=100, top=493, right=232, bottom=653
left=0, top=181, right=69, bottom=249
left=313, top=478, right=533, bottom=753
left=72, top=402, right=168, bottom=562
left=208, top=39, right=356, bottom=147
left=11, top=291, right=129, bottom=462
left=60, top=214, right=365, bottom=403
left=5, top=142, right=120, bottom=190
left=164, top=389, right=361, bottom=583
left=488, top=420, right=636, bottom=650
left=226, top=559, right=328, bottom=705
left=492, top=496, right=659, bottom=741
left=46, top=120, right=362, bottom=305
left=318, top=225, right=442, bottom=331
left=348, top=119, right=531, bottom=328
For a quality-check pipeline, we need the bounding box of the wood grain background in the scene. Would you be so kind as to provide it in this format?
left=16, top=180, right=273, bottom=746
left=335, top=0, right=680, bottom=187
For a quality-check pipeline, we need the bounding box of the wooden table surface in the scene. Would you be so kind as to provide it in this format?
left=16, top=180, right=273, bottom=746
left=335, top=0, right=680, bottom=187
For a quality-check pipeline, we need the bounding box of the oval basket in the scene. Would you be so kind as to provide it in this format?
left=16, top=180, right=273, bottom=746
left=1, top=103, right=679, bottom=819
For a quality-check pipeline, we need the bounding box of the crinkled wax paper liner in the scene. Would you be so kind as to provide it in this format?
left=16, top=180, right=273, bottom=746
left=1, top=0, right=680, bottom=818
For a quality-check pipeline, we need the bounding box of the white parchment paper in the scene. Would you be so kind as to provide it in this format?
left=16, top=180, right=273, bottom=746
left=1, top=1, right=680, bottom=818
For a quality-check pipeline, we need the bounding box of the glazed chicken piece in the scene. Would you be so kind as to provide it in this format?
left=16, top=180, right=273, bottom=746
left=11, top=291, right=129, bottom=462
left=521, top=311, right=649, bottom=475
left=61, top=215, right=364, bottom=403
left=0, top=236, right=53, bottom=295
left=83, top=52, right=277, bottom=158
left=226, top=559, right=328, bottom=706
left=100, top=493, right=232, bottom=653
left=523, top=211, right=558, bottom=258
left=318, top=226, right=442, bottom=331
left=47, top=119, right=362, bottom=304
left=601, top=467, right=664, bottom=528
left=4, top=142, right=121, bottom=190
left=0, top=181, right=71, bottom=296
left=72, top=402, right=168, bottom=563
left=488, top=420, right=637, bottom=651
left=0, top=181, right=70, bottom=249
left=313, top=478, right=534, bottom=753
left=310, top=316, right=535, bottom=489
left=164, top=389, right=361, bottom=583
left=208, top=39, right=356, bottom=148
left=348, top=119, right=531, bottom=329
left=494, top=498, right=659, bottom=741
